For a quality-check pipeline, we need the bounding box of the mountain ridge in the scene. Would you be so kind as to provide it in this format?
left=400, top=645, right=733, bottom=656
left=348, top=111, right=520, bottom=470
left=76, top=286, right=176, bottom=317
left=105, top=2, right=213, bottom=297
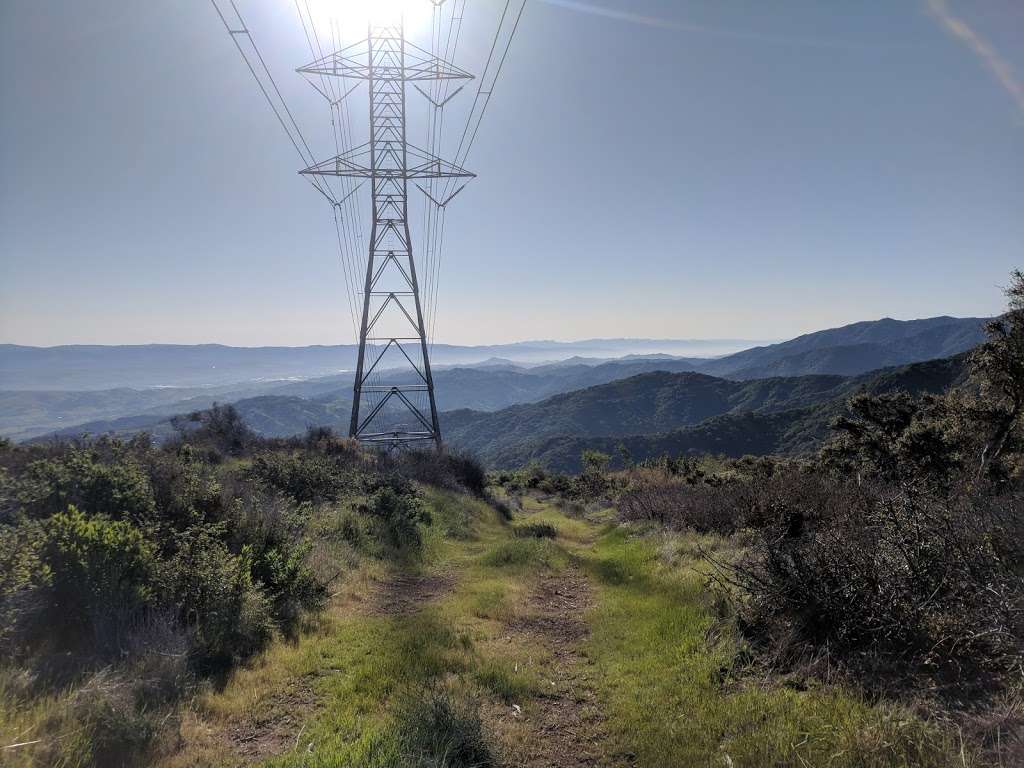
left=471, top=354, right=971, bottom=471
left=8, top=316, right=986, bottom=445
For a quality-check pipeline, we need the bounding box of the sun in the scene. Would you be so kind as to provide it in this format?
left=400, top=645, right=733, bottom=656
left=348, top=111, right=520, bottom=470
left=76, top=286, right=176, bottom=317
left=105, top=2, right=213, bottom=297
left=304, top=0, right=434, bottom=39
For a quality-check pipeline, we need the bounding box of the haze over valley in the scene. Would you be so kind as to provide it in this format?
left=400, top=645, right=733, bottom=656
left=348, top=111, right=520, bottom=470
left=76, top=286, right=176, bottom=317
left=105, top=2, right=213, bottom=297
left=5, top=315, right=987, bottom=458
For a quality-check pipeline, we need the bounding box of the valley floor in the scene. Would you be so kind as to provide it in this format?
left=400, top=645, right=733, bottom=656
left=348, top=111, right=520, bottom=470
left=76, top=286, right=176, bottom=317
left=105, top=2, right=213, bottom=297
left=160, top=492, right=965, bottom=768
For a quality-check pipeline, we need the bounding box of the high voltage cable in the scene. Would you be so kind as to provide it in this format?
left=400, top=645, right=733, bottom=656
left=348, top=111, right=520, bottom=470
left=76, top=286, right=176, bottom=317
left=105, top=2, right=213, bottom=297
left=452, top=0, right=526, bottom=168
left=321, top=15, right=376, bottom=403
left=209, top=0, right=365, bottom=348
left=425, top=0, right=525, bottom=352
left=293, top=1, right=363, bottom=332
left=209, top=0, right=336, bottom=205
left=421, top=0, right=466, bottom=353
left=429, top=0, right=468, bottom=352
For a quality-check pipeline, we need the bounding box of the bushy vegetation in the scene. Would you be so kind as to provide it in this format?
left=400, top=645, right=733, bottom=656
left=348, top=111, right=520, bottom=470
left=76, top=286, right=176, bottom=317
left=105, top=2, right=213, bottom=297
left=490, top=452, right=621, bottom=505
left=0, top=413, right=490, bottom=766
left=602, top=271, right=1024, bottom=758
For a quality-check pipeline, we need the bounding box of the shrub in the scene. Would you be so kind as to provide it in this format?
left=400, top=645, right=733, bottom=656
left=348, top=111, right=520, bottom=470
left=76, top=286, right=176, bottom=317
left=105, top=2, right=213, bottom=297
left=538, top=472, right=574, bottom=497
left=333, top=507, right=367, bottom=549
left=390, top=450, right=488, bottom=496
left=160, top=526, right=273, bottom=669
left=972, top=269, right=1024, bottom=483
left=146, top=445, right=223, bottom=531
left=170, top=403, right=258, bottom=458
left=303, top=426, right=361, bottom=460
left=619, top=479, right=736, bottom=534
left=0, top=519, right=48, bottom=654
left=713, top=485, right=1024, bottom=685
left=121, top=610, right=192, bottom=706
left=485, top=492, right=514, bottom=522
left=20, top=450, right=157, bottom=524
left=619, top=468, right=837, bottom=536
left=249, top=450, right=346, bottom=503
left=358, top=487, right=430, bottom=554
left=71, top=668, right=162, bottom=768
left=40, top=506, right=157, bottom=654
left=637, top=453, right=706, bottom=478
left=227, top=490, right=326, bottom=632
left=821, top=392, right=967, bottom=490
left=445, top=452, right=487, bottom=496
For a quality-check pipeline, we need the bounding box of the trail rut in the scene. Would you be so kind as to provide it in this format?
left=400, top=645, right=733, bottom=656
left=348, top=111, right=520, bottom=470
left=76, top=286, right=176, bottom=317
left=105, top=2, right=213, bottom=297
left=492, top=566, right=623, bottom=768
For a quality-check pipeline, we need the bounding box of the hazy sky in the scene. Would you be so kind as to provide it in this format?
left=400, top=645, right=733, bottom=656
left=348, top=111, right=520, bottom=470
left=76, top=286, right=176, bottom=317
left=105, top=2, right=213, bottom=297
left=1, top=0, right=1022, bottom=347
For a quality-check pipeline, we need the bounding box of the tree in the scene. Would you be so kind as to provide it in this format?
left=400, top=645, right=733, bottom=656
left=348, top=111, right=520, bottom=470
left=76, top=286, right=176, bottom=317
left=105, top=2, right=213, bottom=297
left=822, top=392, right=964, bottom=488
left=972, top=269, right=1024, bottom=481
left=581, top=450, right=610, bottom=477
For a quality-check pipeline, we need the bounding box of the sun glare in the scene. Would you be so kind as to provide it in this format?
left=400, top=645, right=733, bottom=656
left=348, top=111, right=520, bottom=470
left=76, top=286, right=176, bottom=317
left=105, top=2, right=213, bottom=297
left=305, top=0, right=434, bottom=39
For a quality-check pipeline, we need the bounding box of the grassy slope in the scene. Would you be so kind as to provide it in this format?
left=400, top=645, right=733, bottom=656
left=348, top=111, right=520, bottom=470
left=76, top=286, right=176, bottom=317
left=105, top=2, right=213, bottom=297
left=159, top=492, right=970, bottom=768
left=583, top=528, right=963, bottom=767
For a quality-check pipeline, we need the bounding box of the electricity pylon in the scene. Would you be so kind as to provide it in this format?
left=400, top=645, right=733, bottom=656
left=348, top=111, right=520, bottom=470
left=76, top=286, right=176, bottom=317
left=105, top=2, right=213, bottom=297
left=298, top=22, right=473, bottom=449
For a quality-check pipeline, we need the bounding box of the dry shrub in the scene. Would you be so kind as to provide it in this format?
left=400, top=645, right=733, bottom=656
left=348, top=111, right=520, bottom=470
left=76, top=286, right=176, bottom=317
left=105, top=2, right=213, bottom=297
left=386, top=450, right=488, bottom=496
left=554, top=497, right=585, bottom=517
left=711, top=483, right=1024, bottom=693
left=618, top=467, right=839, bottom=536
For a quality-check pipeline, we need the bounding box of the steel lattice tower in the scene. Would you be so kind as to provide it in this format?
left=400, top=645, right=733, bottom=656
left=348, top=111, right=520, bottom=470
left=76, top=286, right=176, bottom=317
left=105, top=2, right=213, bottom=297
left=298, top=21, right=473, bottom=449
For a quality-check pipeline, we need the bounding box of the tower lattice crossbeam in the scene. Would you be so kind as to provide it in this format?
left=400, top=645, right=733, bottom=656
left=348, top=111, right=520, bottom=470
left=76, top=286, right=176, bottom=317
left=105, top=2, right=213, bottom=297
left=299, top=22, right=473, bottom=449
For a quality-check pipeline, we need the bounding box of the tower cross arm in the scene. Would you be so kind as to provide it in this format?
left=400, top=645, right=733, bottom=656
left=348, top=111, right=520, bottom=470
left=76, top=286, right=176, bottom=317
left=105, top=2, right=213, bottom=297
left=297, top=39, right=474, bottom=82
left=298, top=144, right=474, bottom=181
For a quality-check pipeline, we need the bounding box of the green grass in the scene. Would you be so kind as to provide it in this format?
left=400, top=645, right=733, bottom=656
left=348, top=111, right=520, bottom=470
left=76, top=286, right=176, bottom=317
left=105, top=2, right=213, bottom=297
left=472, top=658, right=541, bottom=705
left=0, top=670, right=92, bottom=768
left=480, top=538, right=559, bottom=569
left=465, top=583, right=513, bottom=621
left=582, top=527, right=973, bottom=768
left=258, top=610, right=479, bottom=768
left=156, top=490, right=977, bottom=768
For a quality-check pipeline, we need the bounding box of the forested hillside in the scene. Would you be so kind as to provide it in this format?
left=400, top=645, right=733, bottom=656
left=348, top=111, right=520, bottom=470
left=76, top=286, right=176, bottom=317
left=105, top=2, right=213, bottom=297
left=447, top=354, right=970, bottom=470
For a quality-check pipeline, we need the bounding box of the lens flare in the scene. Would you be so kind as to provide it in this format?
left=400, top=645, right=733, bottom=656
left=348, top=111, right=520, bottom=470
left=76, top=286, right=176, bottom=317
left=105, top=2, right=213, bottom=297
left=305, top=0, right=433, bottom=37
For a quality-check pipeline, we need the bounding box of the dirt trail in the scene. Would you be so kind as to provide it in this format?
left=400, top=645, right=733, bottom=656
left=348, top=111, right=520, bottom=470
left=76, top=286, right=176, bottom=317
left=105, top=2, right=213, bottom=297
left=492, top=565, right=622, bottom=768
left=365, top=571, right=455, bottom=616
left=223, top=679, right=318, bottom=762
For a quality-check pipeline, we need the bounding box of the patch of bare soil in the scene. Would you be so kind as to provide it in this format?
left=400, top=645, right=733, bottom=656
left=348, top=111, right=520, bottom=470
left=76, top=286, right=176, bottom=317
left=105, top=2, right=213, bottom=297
left=224, top=678, right=318, bottom=762
left=366, top=571, right=456, bottom=616
left=491, top=568, right=626, bottom=768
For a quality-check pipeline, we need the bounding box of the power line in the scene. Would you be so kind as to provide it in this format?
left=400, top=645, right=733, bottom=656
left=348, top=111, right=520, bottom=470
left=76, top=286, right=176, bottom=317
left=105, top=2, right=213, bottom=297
left=426, top=0, right=526, bottom=352
left=209, top=0, right=336, bottom=205
left=213, top=2, right=524, bottom=448
left=292, top=1, right=365, bottom=338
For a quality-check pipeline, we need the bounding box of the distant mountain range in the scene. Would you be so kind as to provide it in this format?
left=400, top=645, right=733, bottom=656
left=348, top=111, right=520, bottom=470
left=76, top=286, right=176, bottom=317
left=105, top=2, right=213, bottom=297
left=1, top=359, right=721, bottom=441
left=0, top=337, right=761, bottom=391
left=694, top=316, right=986, bottom=379
left=6, top=316, right=988, bottom=454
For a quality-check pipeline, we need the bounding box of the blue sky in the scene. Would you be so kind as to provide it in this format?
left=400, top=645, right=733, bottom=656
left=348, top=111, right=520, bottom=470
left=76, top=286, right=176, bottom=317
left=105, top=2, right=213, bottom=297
left=0, top=0, right=1021, bottom=346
